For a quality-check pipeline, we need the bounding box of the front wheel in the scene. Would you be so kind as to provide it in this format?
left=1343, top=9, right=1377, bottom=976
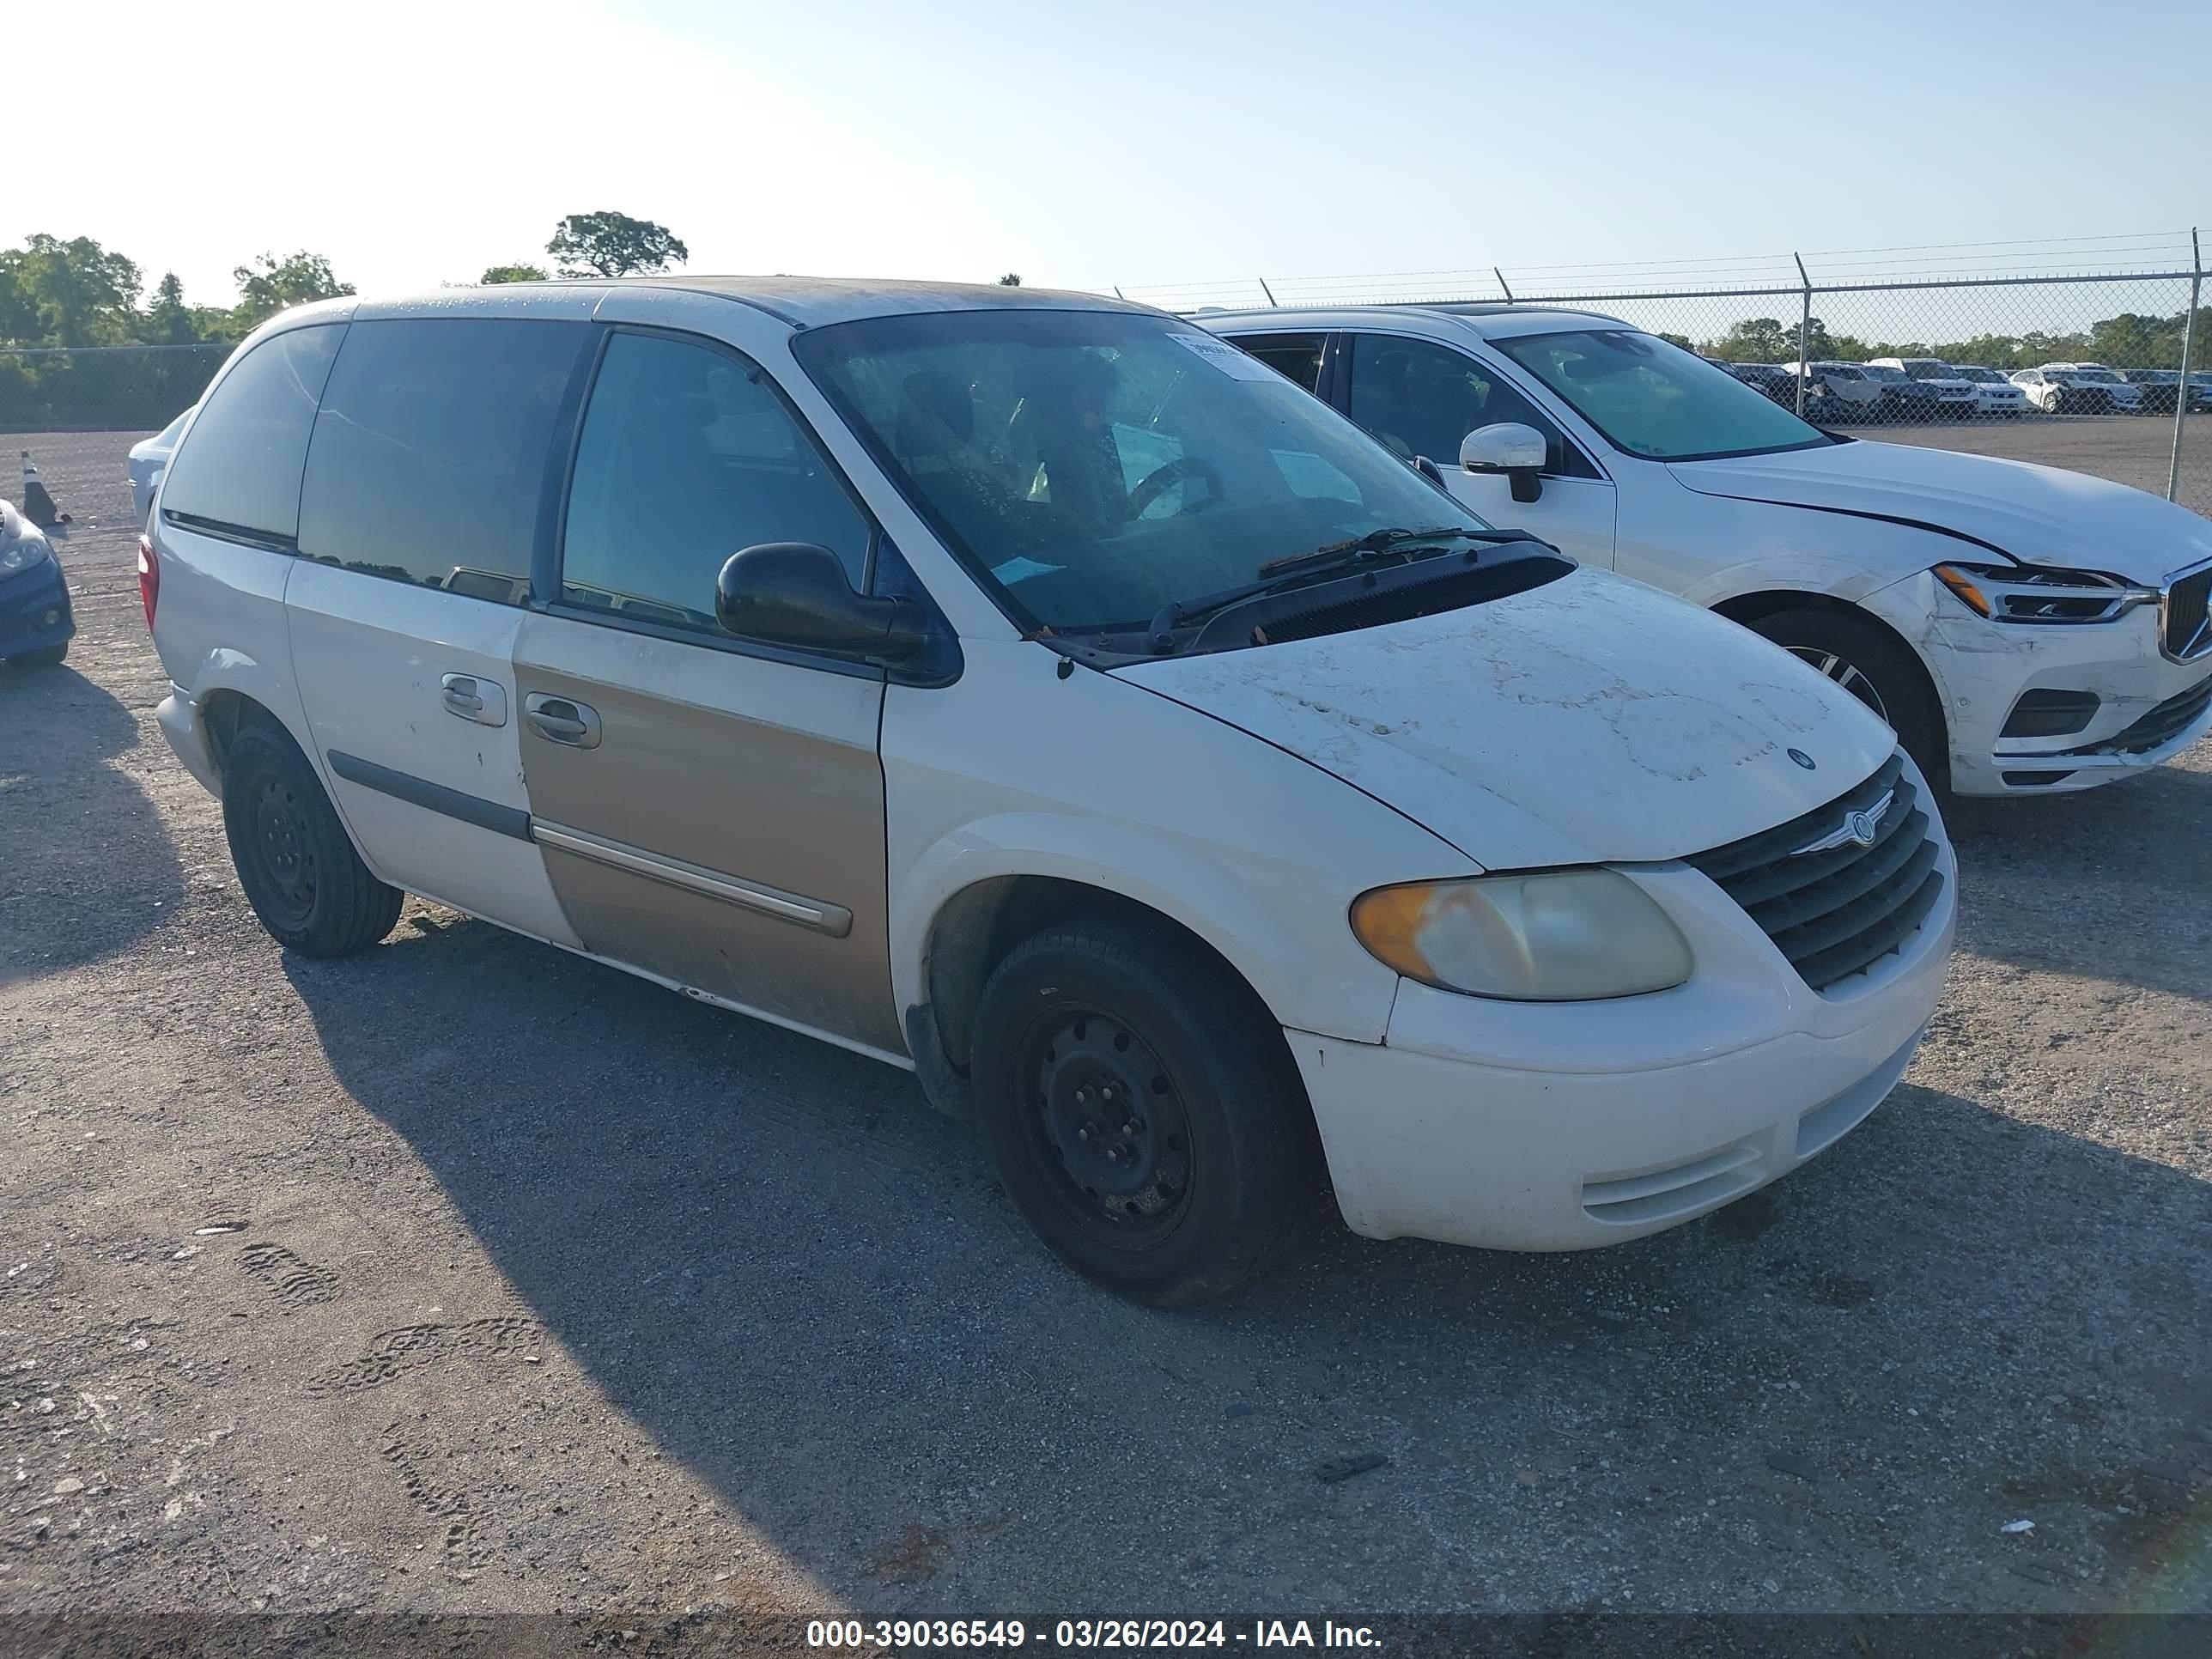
left=221, top=722, right=403, bottom=957
left=1747, top=607, right=1945, bottom=783
left=969, top=920, right=1322, bottom=1306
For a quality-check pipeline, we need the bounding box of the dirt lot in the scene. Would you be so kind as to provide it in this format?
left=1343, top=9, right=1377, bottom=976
left=3, top=429, right=2209, bottom=1634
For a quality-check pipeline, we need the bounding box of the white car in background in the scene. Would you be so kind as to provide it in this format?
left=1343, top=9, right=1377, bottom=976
left=127, top=407, right=193, bottom=527
left=1201, top=304, right=2212, bottom=796
left=2025, top=364, right=2144, bottom=414
left=1868, top=358, right=1980, bottom=419
left=1783, top=361, right=1887, bottom=420
left=1948, top=365, right=2028, bottom=416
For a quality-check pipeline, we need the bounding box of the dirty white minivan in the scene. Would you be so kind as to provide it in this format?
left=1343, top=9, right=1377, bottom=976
left=146, top=279, right=1955, bottom=1304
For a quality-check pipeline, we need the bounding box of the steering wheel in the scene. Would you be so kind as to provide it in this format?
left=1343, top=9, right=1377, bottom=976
left=1127, top=456, right=1224, bottom=520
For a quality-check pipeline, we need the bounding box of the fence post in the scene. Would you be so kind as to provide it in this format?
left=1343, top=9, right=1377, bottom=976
left=1794, top=252, right=1813, bottom=416
left=1495, top=268, right=1514, bottom=303
left=2169, top=227, right=2201, bottom=505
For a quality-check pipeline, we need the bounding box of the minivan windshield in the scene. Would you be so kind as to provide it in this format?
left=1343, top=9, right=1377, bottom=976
left=1490, top=329, right=1835, bottom=462
left=794, top=308, right=1502, bottom=635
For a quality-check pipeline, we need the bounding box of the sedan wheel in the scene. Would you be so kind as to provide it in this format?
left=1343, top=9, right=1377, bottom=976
left=1784, top=646, right=1890, bottom=725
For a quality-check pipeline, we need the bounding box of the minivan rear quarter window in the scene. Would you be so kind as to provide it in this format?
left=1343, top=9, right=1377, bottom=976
left=298, top=318, right=589, bottom=602
left=159, top=324, right=343, bottom=544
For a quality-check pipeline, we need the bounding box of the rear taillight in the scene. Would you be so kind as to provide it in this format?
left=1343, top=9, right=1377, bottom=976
left=137, top=534, right=160, bottom=631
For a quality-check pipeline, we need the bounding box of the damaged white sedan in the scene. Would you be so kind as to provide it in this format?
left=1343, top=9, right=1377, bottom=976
left=1202, top=307, right=2212, bottom=794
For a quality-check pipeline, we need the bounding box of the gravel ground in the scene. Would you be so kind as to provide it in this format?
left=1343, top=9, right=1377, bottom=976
left=3, top=431, right=2209, bottom=1630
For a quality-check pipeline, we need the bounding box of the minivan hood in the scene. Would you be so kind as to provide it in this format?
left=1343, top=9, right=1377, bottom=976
left=1115, top=568, right=1894, bottom=871
left=1669, top=441, right=2212, bottom=583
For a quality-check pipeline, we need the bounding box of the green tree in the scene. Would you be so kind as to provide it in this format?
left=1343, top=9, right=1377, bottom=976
left=1654, top=331, right=1695, bottom=352
left=480, top=263, right=550, bottom=284
left=233, top=251, right=354, bottom=328
left=1701, top=317, right=1792, bottom=362
left=546, top=212, right=688, bottom=278
left=998, top=272, right=1022, bottom=286
left=0, top=234, right=144, bottom=345
left=143, top=272, right=199, bottom=343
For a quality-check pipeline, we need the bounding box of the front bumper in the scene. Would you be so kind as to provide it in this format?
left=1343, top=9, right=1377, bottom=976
left=0, top=555, right=75, bottom=661
left=1863, top=570, right=2212, bottom=794
left=1290, top=826, right=1957, bottom=1252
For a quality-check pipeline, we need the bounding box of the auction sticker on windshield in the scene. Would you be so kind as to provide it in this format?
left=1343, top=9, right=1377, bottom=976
left=1168, top=331, right=1279, bottom=380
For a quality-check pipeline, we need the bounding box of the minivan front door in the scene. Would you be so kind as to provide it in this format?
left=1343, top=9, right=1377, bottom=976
left=512, top=328, right=901, bottom=1054
left=1340, top=332, right=1619, bottom=566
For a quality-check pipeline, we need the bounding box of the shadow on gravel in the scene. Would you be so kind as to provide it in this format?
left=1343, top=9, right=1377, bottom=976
left=283, top=916, right=2212, bottom=1611
left=1942, top=754, right=2212, bottom=1003
left=0, top=663, right=185, bottom=985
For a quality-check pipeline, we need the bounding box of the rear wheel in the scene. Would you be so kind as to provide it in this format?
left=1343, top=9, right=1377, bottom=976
left=970, top=920, right=1321, bottom=1306
left=1747, top=606, right=1945, bottom=782
left=221, top=722, right=402, bottom=957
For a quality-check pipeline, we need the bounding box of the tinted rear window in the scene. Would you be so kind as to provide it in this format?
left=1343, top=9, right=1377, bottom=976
left=160, top=325, right=343, bottom=542
left=298, top=318, right=587, bottom=602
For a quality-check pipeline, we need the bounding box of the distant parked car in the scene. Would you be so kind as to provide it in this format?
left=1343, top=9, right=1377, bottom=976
left=2039, top=364, right=2144, bottom=413
left=1736, top=362, right=1843, bottom=420
left=128, top=407, right=194, bottom=528
left=0, top=496, right=75, bottom=669
left=2191, top=370, right=2212, bottom=411
left=2118, top=369, right=2188, bottom=414
left=2011, top=368, right=2119, bottom=414
left=1948, top=365, right=2029, bottom=417
left=1855, top=362, right=1945, bottom=422
left=1869, top=359, right=1979, bottom=419
left=1784, top=361, right=1887, bottom=420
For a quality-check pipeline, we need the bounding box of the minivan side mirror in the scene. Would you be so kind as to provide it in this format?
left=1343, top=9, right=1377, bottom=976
left=1461, top=422, right=1547, bottom=503
left=715, top=542, right=926, bottom=659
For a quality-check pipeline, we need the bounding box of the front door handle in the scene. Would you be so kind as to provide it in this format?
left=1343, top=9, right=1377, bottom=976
left=524, top=693, right=601, bottom=749
left=441, top=672, right=508, bottom=727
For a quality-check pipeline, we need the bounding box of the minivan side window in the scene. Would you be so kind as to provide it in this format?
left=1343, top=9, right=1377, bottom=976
left=159, top=325, right=343, bottom=544
left=297, top=318, right=588, bottom=604
left=1345, top=335, right=1594, bottom=478
left=560, top=331, right=874, bottom=633
left=1228, top=332, right=1328, bottom=395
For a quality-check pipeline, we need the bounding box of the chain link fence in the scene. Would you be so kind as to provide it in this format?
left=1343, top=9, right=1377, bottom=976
left=1115, top=231, right=2210, bottom=516
left=0, top=342, right=228, bottom=433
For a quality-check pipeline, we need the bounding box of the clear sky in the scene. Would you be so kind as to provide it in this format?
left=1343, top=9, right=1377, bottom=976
left=21, top=0, right=2210, bottom=312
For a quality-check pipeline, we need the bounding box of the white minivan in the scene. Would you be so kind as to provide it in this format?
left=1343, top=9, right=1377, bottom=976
left=147, top=279, right=1954, bottom=1304
left=1204, top=307, right=2212, bottom=793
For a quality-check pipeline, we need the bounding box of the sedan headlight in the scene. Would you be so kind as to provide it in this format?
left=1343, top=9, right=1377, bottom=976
left=0, top=536, right=53, bottom=578
left=1934, top=561, right=2157, bottom=624
left=1350, top=869, right=1692, bottom=1001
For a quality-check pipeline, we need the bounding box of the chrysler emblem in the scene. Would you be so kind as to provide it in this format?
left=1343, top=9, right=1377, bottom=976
left=1787, top=748, right=1816, bottom=770
left=1791, top=789, right=1895, bottom=856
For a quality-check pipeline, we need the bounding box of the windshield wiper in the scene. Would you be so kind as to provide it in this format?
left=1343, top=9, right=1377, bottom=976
left=1145, top=526, right=1526, bottom=647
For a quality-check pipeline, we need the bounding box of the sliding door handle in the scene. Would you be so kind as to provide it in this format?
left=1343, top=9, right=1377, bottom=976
left=524, top=693, right=601, bottom=748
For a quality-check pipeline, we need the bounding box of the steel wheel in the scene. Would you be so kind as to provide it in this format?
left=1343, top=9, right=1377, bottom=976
left=1785, top=646, right=1890, bottom=723
left=248, top=776, right=319, bottom=931
left=1021, top=1003, right=1194, bottom=1243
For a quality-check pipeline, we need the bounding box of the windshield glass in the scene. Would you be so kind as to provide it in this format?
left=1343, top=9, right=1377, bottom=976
left=793, top=308, right=1498, bottom=634
left=1954, top=367, right=2002, bottom=382
left=1819, top=364, right=1864, bottom=380
left=1489, top=329, right=1832, bottom=462
left=1861, top=364, right=1909, bottom=382
left=2072, top=368, right=2122, bottom=383
left=1905, top=363, right=1953, bottom=380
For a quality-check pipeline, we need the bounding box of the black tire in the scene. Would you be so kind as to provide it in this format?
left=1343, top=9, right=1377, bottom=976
left=969, top=920, right=1322, bottom=1307
left=1746, top=606, right=1945, bottom=782
left=6, top=642, right=67, bottom=669
left=221, top=722, right=402, bottom=957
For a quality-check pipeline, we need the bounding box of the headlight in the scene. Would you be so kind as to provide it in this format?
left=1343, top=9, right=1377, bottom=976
left=1934, top=561, right=2156, bottom=624
left=0, top=536, right=52, bottom=578
left=1349, top=869, right=1692, bottom=1001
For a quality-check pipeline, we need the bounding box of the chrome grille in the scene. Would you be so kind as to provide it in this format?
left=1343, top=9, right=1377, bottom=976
left=2165, top=564, right=2212, bottom=661
left=1686, top=753, right=1944, bottom=994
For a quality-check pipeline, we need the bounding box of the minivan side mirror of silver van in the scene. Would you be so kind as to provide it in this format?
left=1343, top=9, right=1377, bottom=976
left=1461, top=422, right=1547, bottom=503
left=715, top=542, right=926, bottom=659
